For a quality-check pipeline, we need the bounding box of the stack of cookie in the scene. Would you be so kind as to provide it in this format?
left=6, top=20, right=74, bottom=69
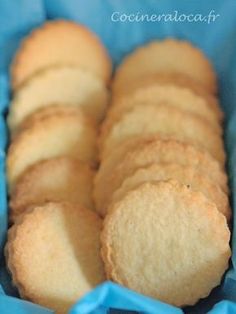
left=5, top=20, right=112, bottom=313
left=95, top=40, right=231, bottom=306
left=7, top=20, right=112, bottom=214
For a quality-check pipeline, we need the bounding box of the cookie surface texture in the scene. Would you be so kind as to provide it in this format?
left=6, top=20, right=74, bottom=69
left=8, top=66, right=109, bottom=134
left=95, top=139, right=228, bottom=216
left=101, top=104, right=225, bottom=164
left=6, top=202, right=105, bottom=314
left=101, top=181, right=231, bottom=306
left=112, top=39, right=217, bottom=94
left=111, top=163, right=231, bottom=220
left=7, top=108, right=97, bottom=189
left=10, top=157, right=95, bottom=222
left=106, top=82, right=222, bottom=134
left=11, top=20, right=112, bottom=89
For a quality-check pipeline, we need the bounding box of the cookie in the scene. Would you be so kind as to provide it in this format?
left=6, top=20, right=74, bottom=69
left=16, top=104, right=88, bottom=135
left=112, top=39, right=217, bottom=95
left=111, top=163, right=231, bottom=220
left=94, top=135, right=163, bottom=212
left=8, top=65, right=109, bottom=135
left=16, top=104, right=101, bottom=138
left=101, top=82, right=222, bottom=142
left=112, top=73, right=222, bottom=120
left=6, top=202, right=105, bottom=314
left=10, top=157, right=95, bottom=222
left=101, top=181, right=231, bottom=306
left=94, top=138, right=228, bottom=217
left=94, top=135, right=163, bottom=209
left=100, top=103, right=225, bottom=164
left=11, top=20, right=112, bottom=89
left=7, top=108, right=97, bottom=190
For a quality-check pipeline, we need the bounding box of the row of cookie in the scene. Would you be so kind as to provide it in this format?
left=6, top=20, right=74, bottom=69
left=95, top=40, right=231, bottom=306
left=6, top=20, right=112, bottom=210
left=6, top=115, right=104, bottom=313
left=5, top=20, right=112, bottom=314
left=95, top=40, right=228, bottom=216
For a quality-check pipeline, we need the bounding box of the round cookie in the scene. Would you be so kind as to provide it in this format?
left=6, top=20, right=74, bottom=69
left=94, top=138, right=228, bottom=217
left=16, top=104, right=99, bottom=138
left=7, top=108, right=97, bottom=190
left=6, top=202, right=105, bottom=314
left=8, top=65, right=109, bottom=135
left=112, top=73, right=222, bottom=120
left=100, top=103, right=225, bottom=164
left=94, top=136, right=164, bottom=212
left=101, top=83, right=222, bottom=142
left=95, top=135, right=161, bottom=195
left=101, top=181, right=231, bottom=306
left=10, top=157, right=95, bottom=222
left=111, top=163, right=231, bottom=220
left=11, top=20, right=112, bottom=89
left=112, top=39, right=217, bottom=94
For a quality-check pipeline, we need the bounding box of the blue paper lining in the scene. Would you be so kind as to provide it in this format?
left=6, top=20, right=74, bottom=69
left=0, top=1, right=236, bottom=313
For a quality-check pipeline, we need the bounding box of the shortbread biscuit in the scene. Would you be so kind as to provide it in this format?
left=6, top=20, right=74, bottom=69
left=112, top=39, right=217, bottom=94
left=110, top=76, right=222, bottom=124
left=8, top=66, right=109, bottom=134
left=101, top=181, right=231, bottom=306
left=101, top=84, right=222, bottom=142
left=6, top=202, right=105, bottom=314
left=111, top=163, right=230, bottom=220
left=10, top=157, right=95, bottom=222
left=112, top=73, right=222, bottom=119
left=11, top=20, right=112, bottom=89
left=94, top=135, right=163, bottom=211
left=7, top=109, right=97, bottom=190
left=95, top=136, right=160, bottom=195
left=17, top=104, right=101, bottom=137
left=17, top=104, right=87, bottom=134
left=94, top=138, right=228, bottom=216
left=100, top=104, right=225, bottom=163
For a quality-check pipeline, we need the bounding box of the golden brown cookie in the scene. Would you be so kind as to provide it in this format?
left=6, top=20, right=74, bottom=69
left=94, top=135, right=163, bottom=212
left=112, top=73, right=222, bottom=119
left=112, top=39, right=217, bottom=94
left=7, top=108, right=97, bottom=190
left=94, top=138, right=228, bottom=217
left=100, top=83, right=222, bottom=145
left=6, top=202, right=105, bottom=314
left=11, top=20, right=112, bottom=89
left=10, top=157, right=95, bottom=222
left=17, top=104, right=89, bottom=135
left=101, top=181, right=231, bottom=306
left=15, top=103, right=104, bottom=139
left=111, top=163, right=231, bottom=220
left=100, top=104, right=225, bottom=164
left=8, top=65, right=109, bottom=134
